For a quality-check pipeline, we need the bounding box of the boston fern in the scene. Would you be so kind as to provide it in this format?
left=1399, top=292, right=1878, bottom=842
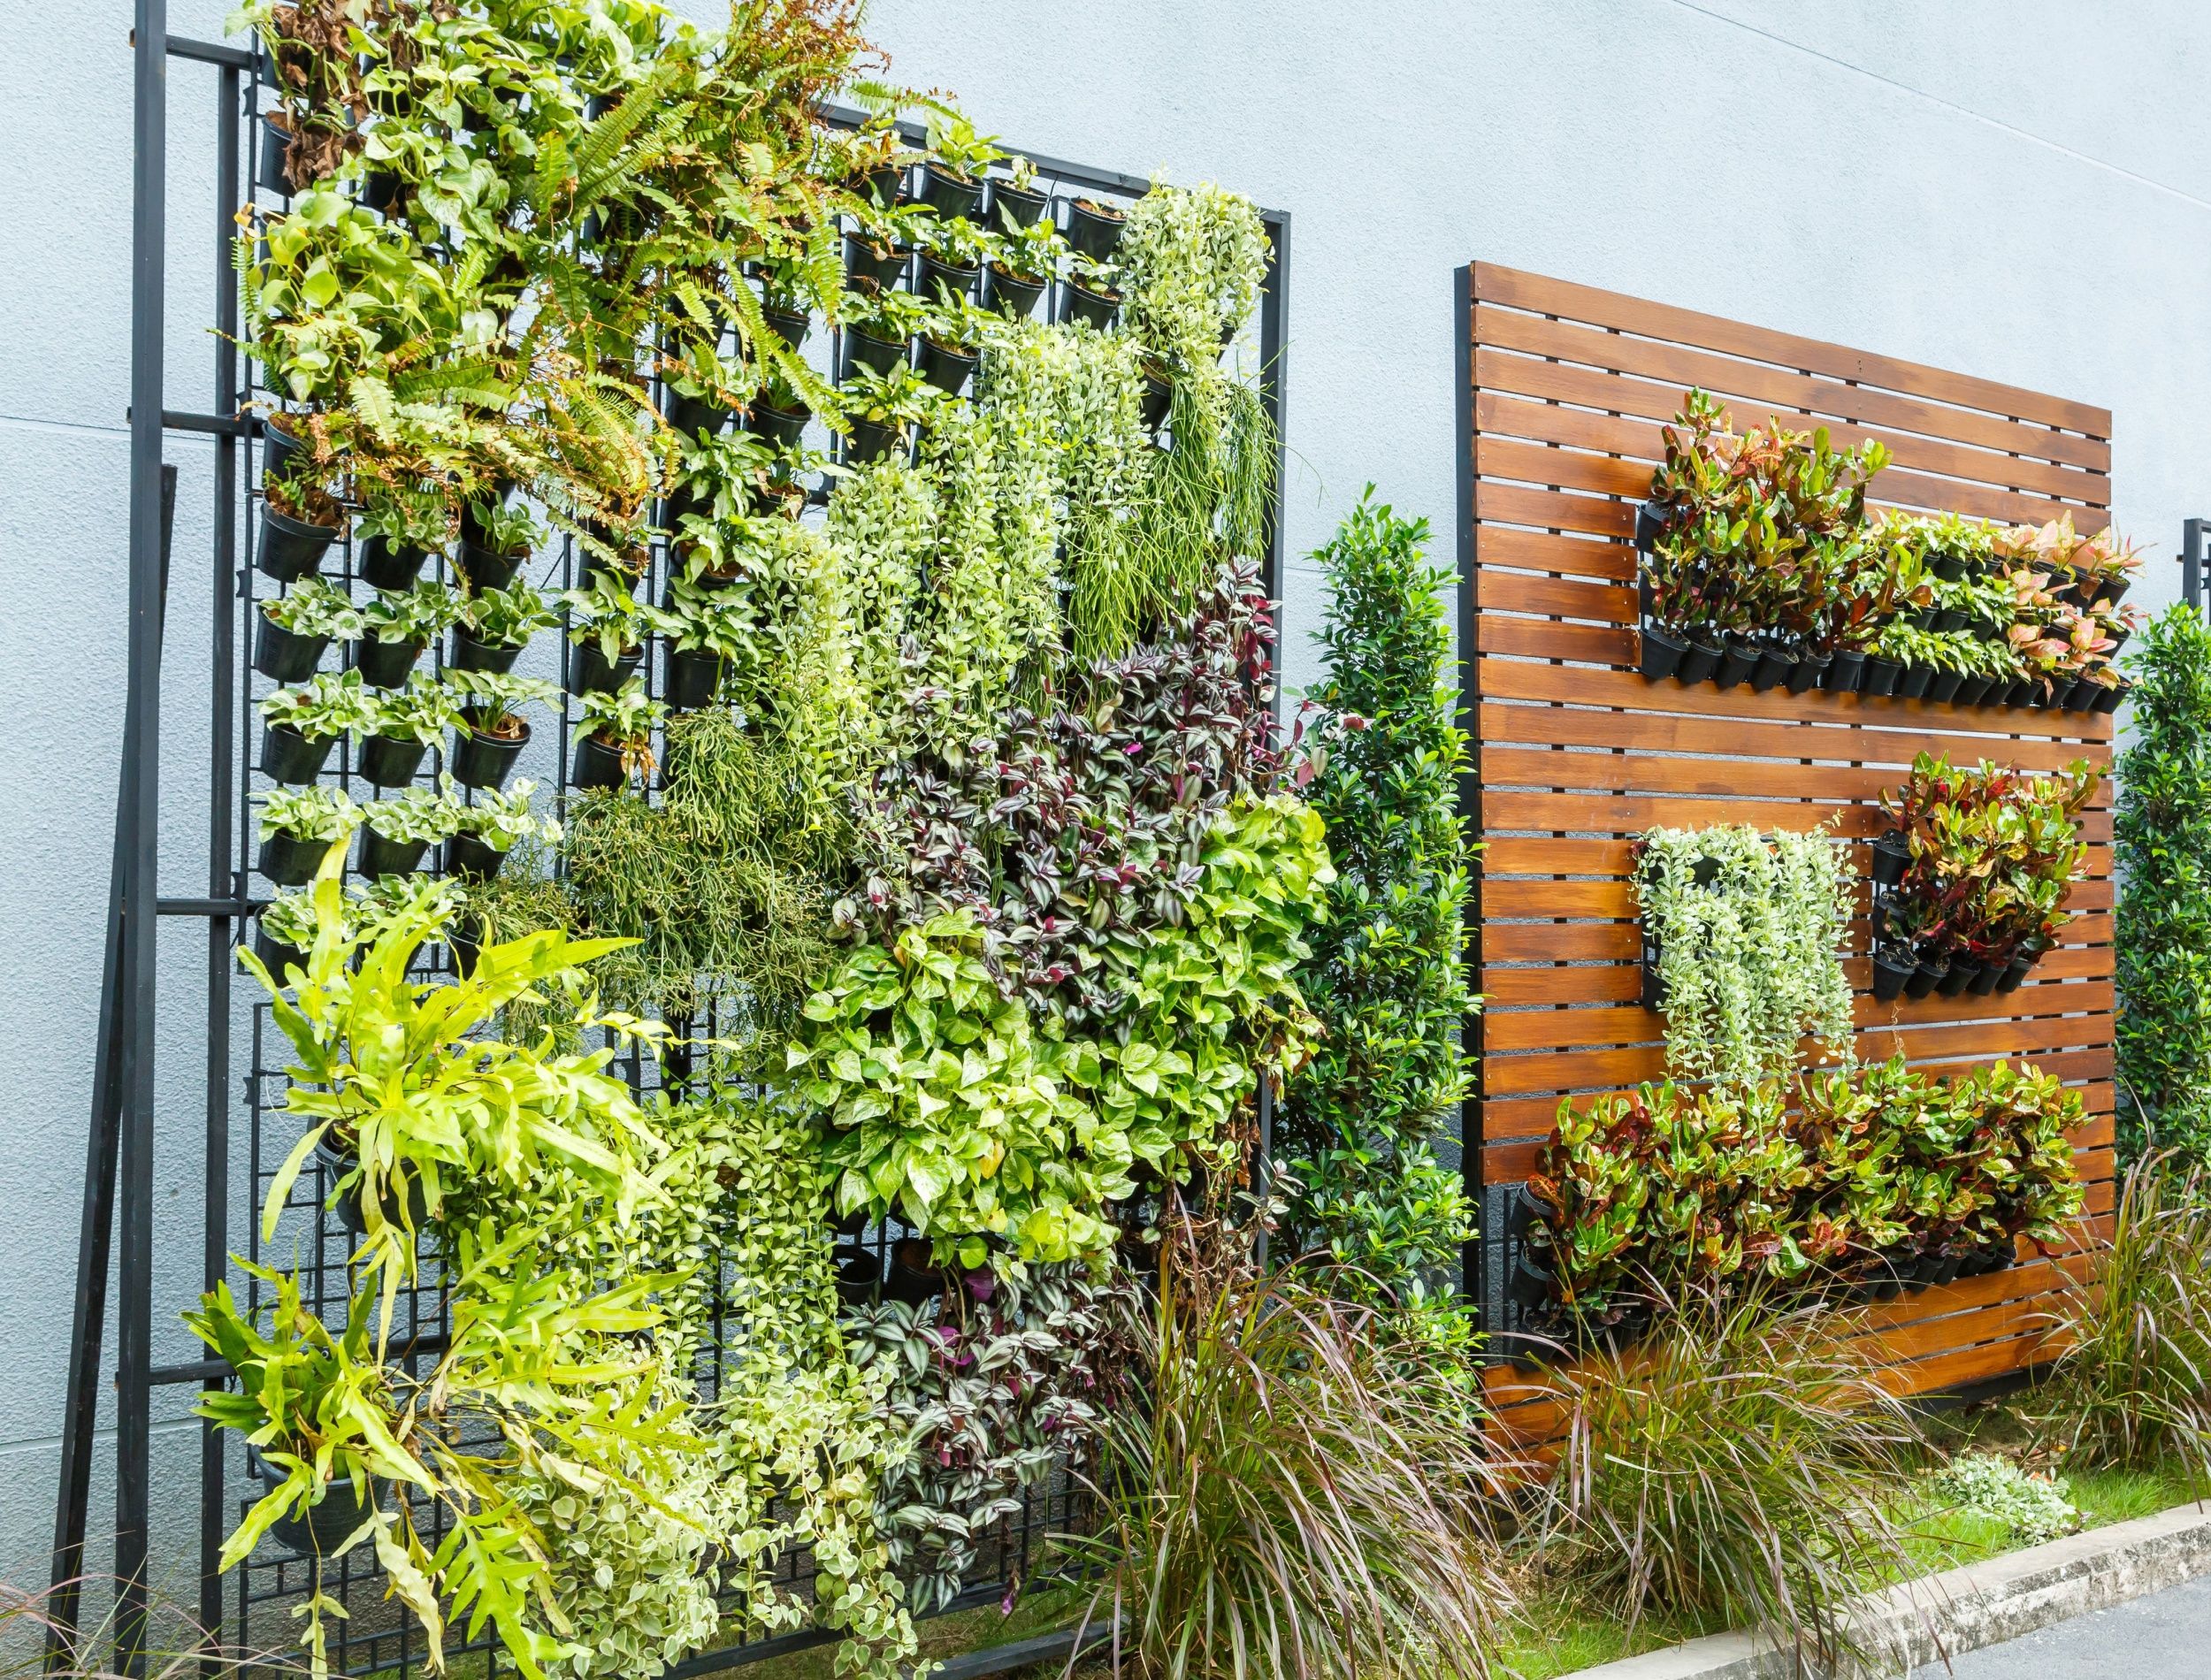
left=2116, top=604, right=2211, bottom=1164
left=1278, top=492, right=1475, bottom=1299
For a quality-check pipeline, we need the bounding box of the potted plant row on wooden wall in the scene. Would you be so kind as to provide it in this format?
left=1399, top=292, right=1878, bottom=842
left=1633, top=391, right=2140, bottom=712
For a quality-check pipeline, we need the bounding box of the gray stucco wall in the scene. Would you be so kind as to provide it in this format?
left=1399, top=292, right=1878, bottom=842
left=0, top=0, right=2206, bottom=1607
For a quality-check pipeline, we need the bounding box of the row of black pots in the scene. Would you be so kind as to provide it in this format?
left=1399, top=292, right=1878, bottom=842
left=844, top=233, right=1121, bottom=328
left=259, top=502, right=524, bottom=597
left=839, top=327, right=980, bottom=396
left=1870, top=938, right=2041, bottom=1003
left=896, top=159, right=1124, bottom=258
left=261, top=817, right=512, bottom=889
left=1639, top=623, right=1832, bottom=695
left=261, top=717, right=532, bottom=791
left=663, top=391, right=812, bottom=449
left=262, top=618, right=643, bottom=693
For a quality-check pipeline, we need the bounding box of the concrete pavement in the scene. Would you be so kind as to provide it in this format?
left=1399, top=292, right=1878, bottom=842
left=1914, top=1569, right=2211, bottom=1677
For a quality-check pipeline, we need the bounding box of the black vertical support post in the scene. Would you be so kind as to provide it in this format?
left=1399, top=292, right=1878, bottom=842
left=2185, top=518, right=2206, bottom=617
left=117, top=0, right=169, bottom=1667
left=1252, top=209, right=1290, bottom=1267
left=1452, top=265, right=1484, bottom=1317
left=200, top=57, right=241, bottom=1661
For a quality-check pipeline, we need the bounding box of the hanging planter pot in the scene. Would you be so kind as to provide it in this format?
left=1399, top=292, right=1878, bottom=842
left=2064, top=677, right=2099, bottom=714
left=449, top=627, right=522, bottom=676
left=1638, top=622, right=1687, bottom=683
left=358, top=167, right=400, bottom=216
left=1938, top=955, right=1980, bottom=997
left=1632, top=499, right=1669, bottom=552
left=1824, top=649, right=1867, bottom=693
left=1926, top=607, right=1967, bottom=635
left=843, top=234, right=912, bottom=288
left=662, top=389, right=732, bottom=438
left=2094, top=679, right=2126, bottom=714
left=1140, top=371, right=1173, bottom=433
left=1952, top=672, right=1991, bottom=708
left=253, top=927, right=306, bottom=983
left=258, top=501, right=341, bottom=583
left=1925, top=669, right=1965, bottom=705
left=1677, top=637, right=1723, bottom=688
left=1905, top=953, right=1947, bottom=1000
left=1061, top=195, right=1127, bottom=260
left=1929, top=551, right=1967, bottom=582
left=260, top=413, right=307, bottom=484
left=448, top=717, right=530, bottom=790
left=1748, top=645, right=1795, bottom=693
left=444, top=832, right=507, bottom=882
left=1061, top=279, right=1121, bottom=330
left=260, top=722, right=336, bottom=785
left=1870, top=830, right=1910, bottom=887
left=356, top=634, right=424, bottom=690
left=985, top=263, right=1046, bottom=320
left=746, top=401, right=812, bottom=452
left=2005, top=676, right=2039, bottom=708
left=1862, top=656, right=1904, bottom=698
left=1967, top=955, right=2005, bottom=997
left=356, top=822, right=429, bottom=879
left=253, top=615, right=328, bottom=683
left=315, top=1137, right=430, bottom=1241
left=917, top=253, right=980, bottom=304
left=256, top=829, right=327, bottom=887
left=845, top=417, right=909, bottom=466
left=988, top=176, right=1049, bottom=228
left=666, top=645, right=725, bottom=710
left=1896, top=662, right=1934, bottom=699
left=358, top=731, right=426, bottom=789
left=841, top=326, right=910, bottom=379
left=567, top=638, right=641, bottom=697
left=914, top=160, right=983, bottom=219
left=863, top=160, right=907, bottom=206
left=1871, top=946, right=1916, bottom=1002
left=455, top=539, right=524, bottom=594
left=1996, top=952, right=2034, bottom=993
left=357, top=536, right=429, bottom=592
left=257, top=111, right=295, bottom=193
left=253, top=1450, right=380, bottom=1560
left=1786, top=653, right=1832, bottom=695
left=762, top=307, right=810, bottom=349
left=1713, top=638, right=1759, bottom=691
left=570, top=729, right=632, bottom=790
left=919, top=336, right=979, bottom=395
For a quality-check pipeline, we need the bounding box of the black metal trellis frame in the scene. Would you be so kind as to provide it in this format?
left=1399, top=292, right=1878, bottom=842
left=54, top=11, right=1289, bottom=1678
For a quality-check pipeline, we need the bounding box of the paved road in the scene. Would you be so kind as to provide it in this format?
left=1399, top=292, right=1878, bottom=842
left=1913, top=1571, right=2211, bottom=1677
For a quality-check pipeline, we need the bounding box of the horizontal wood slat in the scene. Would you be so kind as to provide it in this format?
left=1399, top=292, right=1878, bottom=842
left=1463, top=264, right=2116, bottom=1401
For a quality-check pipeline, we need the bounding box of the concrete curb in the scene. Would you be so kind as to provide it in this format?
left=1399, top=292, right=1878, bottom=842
left=1563, top=1497, right=2211, bottom=1678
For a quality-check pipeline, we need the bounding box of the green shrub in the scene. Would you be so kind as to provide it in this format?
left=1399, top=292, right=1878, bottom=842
left=1921, top=1454, right=2079, bottom=1546
left=2115, top=605, right=2211, bottom=1163
left=1278, top=490, right=1475, bottom=1304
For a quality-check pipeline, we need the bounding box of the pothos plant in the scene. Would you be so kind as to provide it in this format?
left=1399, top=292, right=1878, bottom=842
left=1635, top=822, right=1855, bottom=1088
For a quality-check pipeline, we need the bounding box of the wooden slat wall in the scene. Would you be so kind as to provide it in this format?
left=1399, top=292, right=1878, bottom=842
left=1462, top=263, right=2115, bottom=1396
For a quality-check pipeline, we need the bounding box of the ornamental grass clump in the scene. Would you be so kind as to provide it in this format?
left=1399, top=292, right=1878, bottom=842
left=1523, top=1287, right=1920, bottom=1668
left=1635, top=823, right=1855, bottom=1088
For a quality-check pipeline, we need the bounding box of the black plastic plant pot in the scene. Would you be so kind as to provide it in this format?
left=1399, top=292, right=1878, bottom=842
left=258, top=502, right=340, bottom=583
left=567, top=638, right=642, bottom=697
left=1748, top=647, right=1794, bottom=693
left=988, top=177, right=1048, bottom=227
left=356, top=535, right=429, bottom=591
left=1897, top=662, right=1934, bottom=699
left=1938, top=956, right=1979, bottom=997
left=260, top=722, right=336, bottom=785
left=663, top=390, right=731, bottom=438
left=845, top=418, right=908, bottom=466
left=253, top=928, right=306, bottom=983
left=450, top=627, right=522, bottom=676
left=257, top=112, right=294, bottom=194
left=2101, top=576, right=2132, bottom=607
left=841, top=326, right=910, bottom=379
left=1870, top=831, right=1910, bottom=887
left=1061, top=280, right=1121, bottom=330
left=1930, top=551, right=1967, bottom=582
left=666, top=645, right=725, bottom=710
left=916, top=160, right=983, bottom=219
left=1713, top=640, right=1758, bottom=692
left=359, top=731, right=426, bottom=789
left=256, top=830, right=327, bottom=888
left=261, top=413, right=306, bottom=484
left=356, top=824, right=430, bottom=879
left=1506, top=1253, right=1556, bottom=1312
left=1862, top=657, right=1904, bottom=698
left=1825, top=649, right=1867, bottom=693
left=1952, top=673, right=1991, bottom=708
left=1967, top=956, right=2005, bottom=997
left=255, top=1452, right=379, bottom=1560
left=1632, top=499, right=1668, bottom=553
left=315, top=1138, right=430, bottom=1241
left=359, top=167, right=400, bottom=215
left=864, top=160, right=907, bottom=205
left=1677, top=638, right=1723, bottom=687
left=2095, top=681, right=2125, bottom=714
left=918, top=254, right=980, bottom=303
left=448, top=721, right=528, bottom=790
left=570, top=730, right=631, bottom=790
left=919, top=337, right=979, bottom=395
left=1640, top=942, right=1667, bottom=1011
left=1905, top=955, right=1946, bottom=1000
left=843, top=234, right=912, bottom=288
left=253, top=615, right=328, bottom=683
left=763, top=307, right=810, bottom=349
left=1926, top=670, right=1965, bottom=705
left=2006, top=677, right=2039, bottom=708
left=1996, top=954, right=2034, bottom=994
left=1061, top=195, right=1126, bottom=260
left=1933, top=1251, right=1967, bottom=1287
left=1786, top=653, right=1832, bottom=695
left=748, top=402, right=811, bottom=451
left=2064, top=678, right=2098, bottom=714
left=986, top=263, right=1046, bottom=320
left=1928, top=607, right=1967, bottom=636
left=1871, top=949, right=1916, bottom=1002
left=356, top=634, right=423, bottom=690
left=1638, top=623, right=1687, bottom=683
left=444, top=832, right=507, bottom=882
left=455, top=539, right=523, bottom=594
left=1139, top=373, right=1173, bottom=434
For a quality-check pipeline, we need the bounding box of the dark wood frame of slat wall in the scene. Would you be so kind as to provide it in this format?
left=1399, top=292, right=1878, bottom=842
left=1457, top=263, right=2116, bottom=1395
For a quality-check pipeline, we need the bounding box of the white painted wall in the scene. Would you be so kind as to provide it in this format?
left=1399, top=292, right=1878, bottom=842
left=1, top=0, right=2206, bottom=1601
